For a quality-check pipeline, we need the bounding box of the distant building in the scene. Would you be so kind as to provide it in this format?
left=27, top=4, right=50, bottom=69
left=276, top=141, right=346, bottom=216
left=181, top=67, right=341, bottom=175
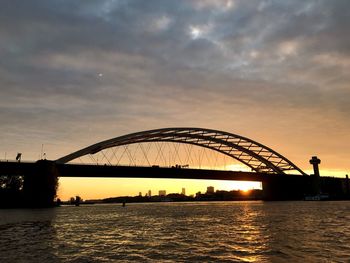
left=139, top=192, right=142, bottom=197
left=159, top=190, right=166, bottom=196
left=181, top=188, right=186, bottom=195
left=207, top=186, right=214, bottom=194
left=148, top=190, right=152, bottom=197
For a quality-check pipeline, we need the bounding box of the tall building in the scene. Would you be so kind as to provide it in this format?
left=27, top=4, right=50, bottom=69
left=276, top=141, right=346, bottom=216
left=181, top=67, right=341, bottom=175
left=139, top=192, right=142, bottom=197
left=207, top=186, right=214, bottom=194
left=159, top=190, right=166, bottom=196
left=181, top=188, right=186, bottom=195
left=148, top=190, right=152, bottom=197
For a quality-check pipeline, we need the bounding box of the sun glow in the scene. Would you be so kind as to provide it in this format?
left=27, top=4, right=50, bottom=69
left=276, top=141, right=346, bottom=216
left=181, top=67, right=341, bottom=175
left=241, top=189, right=251, bottom=195
left=188, top=24, right=213, bottom=40
left=220, top=180, right=262, bottom=191
left=189, top=26, right=202, bottom=39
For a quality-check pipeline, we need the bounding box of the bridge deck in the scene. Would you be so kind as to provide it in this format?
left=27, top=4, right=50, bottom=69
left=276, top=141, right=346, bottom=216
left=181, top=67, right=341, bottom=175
left=0, top=161, right=300, bottom=182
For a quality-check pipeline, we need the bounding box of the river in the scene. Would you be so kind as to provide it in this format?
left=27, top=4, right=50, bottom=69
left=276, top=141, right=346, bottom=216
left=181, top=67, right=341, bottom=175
left=1, top=201, right=349, bottom=262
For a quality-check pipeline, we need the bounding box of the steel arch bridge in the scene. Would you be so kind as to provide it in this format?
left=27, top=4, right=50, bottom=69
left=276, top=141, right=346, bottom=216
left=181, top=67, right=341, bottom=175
left=56, top=128, right=306, bottom=176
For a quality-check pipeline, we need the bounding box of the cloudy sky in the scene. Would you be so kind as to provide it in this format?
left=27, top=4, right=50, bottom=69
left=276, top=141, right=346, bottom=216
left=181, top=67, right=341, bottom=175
left=1, top=0, right=349, bottom=198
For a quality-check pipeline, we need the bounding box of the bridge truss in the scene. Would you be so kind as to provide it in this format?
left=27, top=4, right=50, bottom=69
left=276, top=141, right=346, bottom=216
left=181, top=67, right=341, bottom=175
left=56, top=128, right=306, bottom=175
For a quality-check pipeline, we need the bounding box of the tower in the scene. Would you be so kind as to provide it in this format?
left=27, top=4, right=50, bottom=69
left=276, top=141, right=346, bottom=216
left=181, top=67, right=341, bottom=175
left=309, top=156, right=321, bottom=177
left=207, top=186, right=214, bottom=194
left=309, top=156, right=321, bottom=195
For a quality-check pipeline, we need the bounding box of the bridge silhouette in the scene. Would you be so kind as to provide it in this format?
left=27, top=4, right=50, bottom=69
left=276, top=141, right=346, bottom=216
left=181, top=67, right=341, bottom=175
left=56, top=127, right=307, bottom=175
left=0, top=127, right=349, bottom=205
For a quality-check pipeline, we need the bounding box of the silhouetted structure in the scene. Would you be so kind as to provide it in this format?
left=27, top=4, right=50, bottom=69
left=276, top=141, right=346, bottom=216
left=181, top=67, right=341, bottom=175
left=101, top=189, right=263, bottom=203
left=1, top=128, right=349, bottom=207
left=0, top=175, right=24, bottom=208
left=346, top=175, right=350, bottom=198
left=0, top=160, right=58, bottom=208
left=1, top=159, right=350, bottom=207
left=159, top=190, right=166, bottom=196
left=310, top=156, right=321, bottom=177
left=23, top=160, right=58, bottom=207
left=56, top=128, right=307, bottom=175
left=206, top=186, right=215, bottom=194
left=309, top=156, right=322, bottom=196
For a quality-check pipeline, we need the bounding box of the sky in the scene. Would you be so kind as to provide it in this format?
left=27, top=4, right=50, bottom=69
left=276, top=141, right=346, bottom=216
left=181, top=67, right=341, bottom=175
left=1, top=0, right=350, bottom=199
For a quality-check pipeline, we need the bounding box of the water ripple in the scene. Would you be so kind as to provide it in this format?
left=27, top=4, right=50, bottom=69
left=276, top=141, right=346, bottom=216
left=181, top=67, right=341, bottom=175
left=1, top=201, right=350, bottom=262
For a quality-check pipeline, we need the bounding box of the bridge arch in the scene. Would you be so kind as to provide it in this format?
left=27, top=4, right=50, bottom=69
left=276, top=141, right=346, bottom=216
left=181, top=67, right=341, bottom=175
left=56, top=127, right=306, bottom=175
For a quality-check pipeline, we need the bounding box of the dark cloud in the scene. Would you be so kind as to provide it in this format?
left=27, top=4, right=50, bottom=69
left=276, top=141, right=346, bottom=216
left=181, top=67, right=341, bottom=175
left=0, top=0, right=349, bottom=171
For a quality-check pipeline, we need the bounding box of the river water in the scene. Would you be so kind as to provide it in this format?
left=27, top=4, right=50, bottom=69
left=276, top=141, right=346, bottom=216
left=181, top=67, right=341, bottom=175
left=0, top=201, right=350, bottom=262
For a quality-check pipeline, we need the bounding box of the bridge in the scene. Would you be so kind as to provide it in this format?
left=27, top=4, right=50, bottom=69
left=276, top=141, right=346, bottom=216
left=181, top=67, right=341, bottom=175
left=0, top=127, right=349, bottom=206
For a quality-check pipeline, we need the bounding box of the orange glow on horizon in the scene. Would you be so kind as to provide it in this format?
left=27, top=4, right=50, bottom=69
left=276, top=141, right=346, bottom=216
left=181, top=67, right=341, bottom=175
left=56, top=168, right=350, bottom=201
left=57, top=178, right=262, bottom=201
left=240, top=189, right=251, bottom=195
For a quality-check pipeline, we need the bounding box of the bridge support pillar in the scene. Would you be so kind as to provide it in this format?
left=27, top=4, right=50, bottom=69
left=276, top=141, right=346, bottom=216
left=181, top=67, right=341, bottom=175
left=262, top=175, right=309, bottom=200
left=346, top=175, right=350, bottom=199
left=23, top=160, right=59, bottom=207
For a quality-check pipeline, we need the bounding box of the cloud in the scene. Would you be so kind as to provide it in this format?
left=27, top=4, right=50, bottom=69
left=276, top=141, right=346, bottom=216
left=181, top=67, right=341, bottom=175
left=0, top=0, right=349, bottom=172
